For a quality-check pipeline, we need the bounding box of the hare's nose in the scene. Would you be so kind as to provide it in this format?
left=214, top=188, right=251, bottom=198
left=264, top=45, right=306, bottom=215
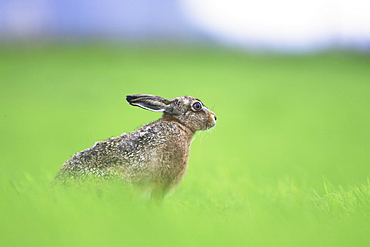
left=211, top=113, right=217, bottom=121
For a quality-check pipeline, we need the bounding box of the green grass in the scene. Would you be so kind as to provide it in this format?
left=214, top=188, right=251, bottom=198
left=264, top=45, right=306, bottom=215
left=1, top=44, right=369, bottom=246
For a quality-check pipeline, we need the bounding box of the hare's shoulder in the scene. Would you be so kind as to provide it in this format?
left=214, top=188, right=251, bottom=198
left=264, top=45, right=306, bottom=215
left=65, top=121, right=184, bottom=166
left=86, top=122, right=176, bottom=154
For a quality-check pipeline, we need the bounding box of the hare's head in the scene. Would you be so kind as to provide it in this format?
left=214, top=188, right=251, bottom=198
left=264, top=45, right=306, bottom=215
left=126, top=94, right=217, bottom=132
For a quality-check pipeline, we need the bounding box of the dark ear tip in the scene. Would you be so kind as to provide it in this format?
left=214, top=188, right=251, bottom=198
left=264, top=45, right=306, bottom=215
left=126, top=95, right=133, bottom=102
left=126, top=95, right=140, bottom=104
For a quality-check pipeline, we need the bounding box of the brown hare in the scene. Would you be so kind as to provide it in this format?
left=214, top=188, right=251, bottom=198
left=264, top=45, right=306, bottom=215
left=53, top=94, right=217, bottom=200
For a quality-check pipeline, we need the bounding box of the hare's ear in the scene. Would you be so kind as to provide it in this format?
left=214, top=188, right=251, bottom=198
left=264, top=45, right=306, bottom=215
left=126, top=94, right=172, bottom=113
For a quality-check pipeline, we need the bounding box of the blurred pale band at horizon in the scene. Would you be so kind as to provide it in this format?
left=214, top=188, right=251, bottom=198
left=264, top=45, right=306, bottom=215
left=0, top=0, right=369, bottom=52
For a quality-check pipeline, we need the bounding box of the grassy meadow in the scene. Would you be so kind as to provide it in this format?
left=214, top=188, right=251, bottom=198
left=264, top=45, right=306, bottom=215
left=0, top=44, right=369, bottom=246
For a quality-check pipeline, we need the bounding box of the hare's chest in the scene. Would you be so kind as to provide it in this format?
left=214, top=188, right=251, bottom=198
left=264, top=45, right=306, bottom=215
left=155, top=138, right=190, bottom=178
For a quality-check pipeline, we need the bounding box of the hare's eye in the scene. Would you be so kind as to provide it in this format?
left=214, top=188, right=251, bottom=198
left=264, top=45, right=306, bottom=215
left=192, top=102, right=202, bottom=111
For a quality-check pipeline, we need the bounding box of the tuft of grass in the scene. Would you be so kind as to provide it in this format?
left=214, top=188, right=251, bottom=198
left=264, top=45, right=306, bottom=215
left=313, top=178, right=370, bottom=217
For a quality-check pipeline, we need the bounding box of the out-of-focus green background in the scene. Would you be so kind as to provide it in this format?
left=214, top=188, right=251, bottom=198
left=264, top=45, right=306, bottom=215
left=1, top=44, right=369, bottom=246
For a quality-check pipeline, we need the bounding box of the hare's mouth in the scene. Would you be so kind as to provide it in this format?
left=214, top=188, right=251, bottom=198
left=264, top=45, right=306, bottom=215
left=205, top=121, right=216, bottom=130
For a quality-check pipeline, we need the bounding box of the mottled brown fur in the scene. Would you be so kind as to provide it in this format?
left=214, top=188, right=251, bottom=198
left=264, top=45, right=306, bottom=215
left=53, top=94, right=216, bottom=200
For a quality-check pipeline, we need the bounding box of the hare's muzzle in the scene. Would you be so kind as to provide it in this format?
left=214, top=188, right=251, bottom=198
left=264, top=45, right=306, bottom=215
left=208, top=112, right=217, bottom=129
